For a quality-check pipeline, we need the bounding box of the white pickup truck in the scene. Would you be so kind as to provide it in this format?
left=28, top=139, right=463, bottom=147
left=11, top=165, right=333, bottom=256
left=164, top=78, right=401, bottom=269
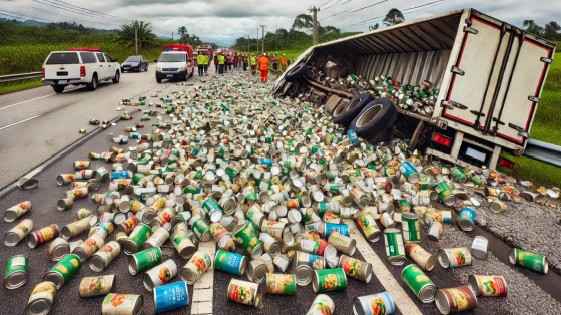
left=274, top=8, right=556, bottom=171
left=42, top=48, right=120, bottom=93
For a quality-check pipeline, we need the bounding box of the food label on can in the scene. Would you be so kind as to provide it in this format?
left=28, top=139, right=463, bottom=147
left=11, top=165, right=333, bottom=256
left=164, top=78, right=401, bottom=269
left=477, top=276, right=507, bottom=297
left=515, top=249, right=545, bottom=273
left=228, top=280, right=257, bottom=306
left=135, top=247, right=162, bottom=272
left=215, top=250, right=245, bottom=275
left=402, top=264, right=433, bottom=298
left=316, top=268, right=346, bottom=292
left=444, top=248, right=471, bottom=267
left=154, top=282, right=188, bottom=313
left=52, top=254, right=82, bottom=283
left=79, top=275, right=114, bottom=297
left=28, top=281, right=56, bottom=304
left=266, top=273, right=297, bottom=295
left=307, top=294, right=334, bottom=315
left=5, top=255, right=28, bottom=278
left=102, top=294, right=141, bottom=313
left=384, top=231, right=405, bottom=258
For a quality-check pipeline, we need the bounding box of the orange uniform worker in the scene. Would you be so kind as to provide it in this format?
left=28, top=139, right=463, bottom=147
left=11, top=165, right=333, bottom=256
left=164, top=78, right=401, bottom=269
left=258, top=53, right=270, bottom=83
left=281, top=54, right=287, bottom=71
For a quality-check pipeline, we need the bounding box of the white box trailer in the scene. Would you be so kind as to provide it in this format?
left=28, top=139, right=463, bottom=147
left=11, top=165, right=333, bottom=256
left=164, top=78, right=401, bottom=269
left=274, top=8, right=556, bottom=170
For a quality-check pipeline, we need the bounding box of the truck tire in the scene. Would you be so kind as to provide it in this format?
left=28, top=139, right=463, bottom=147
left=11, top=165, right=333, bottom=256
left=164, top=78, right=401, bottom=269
left=52, top=85, right=65, bottom=93
left=350, top=98, right=398, bottom=143
left=112, top=71, right=120, bottom=83
left=285, top=62, right=308, bottom=82
left=86, top=74, right=98, bottom=91
left=156, top=77, right=162, bottom=83
left=332, top=93, right=374, bottom=127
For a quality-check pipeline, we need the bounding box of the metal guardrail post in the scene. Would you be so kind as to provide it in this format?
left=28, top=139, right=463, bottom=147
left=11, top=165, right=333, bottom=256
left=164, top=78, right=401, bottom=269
left=0, top=72, right=42, bottom=83
left=524, top=139, right=561, bottom=168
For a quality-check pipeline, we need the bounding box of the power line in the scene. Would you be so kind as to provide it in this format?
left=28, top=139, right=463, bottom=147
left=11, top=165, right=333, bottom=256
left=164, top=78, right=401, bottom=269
left=32, top=0, right=126, bottom=23
left=323, top=0, right=388, bottom=22
left=322, top=0, right=344, bottom=12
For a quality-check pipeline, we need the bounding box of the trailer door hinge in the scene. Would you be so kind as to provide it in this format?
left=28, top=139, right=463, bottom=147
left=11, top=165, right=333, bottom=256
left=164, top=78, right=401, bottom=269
left=540, top=57, right=553, bottom=64
left=492, top=117, right=505, bottom=125
left=464, top=26, right=478, bottom=34
left=451, top=66, right=465, bottom=75
left=509, top=123, right=529, bottom=137
left=528, top=95, right=540, bottom=103
left=471, top=110, right=485, bottom=117
left=442, top=100, right=468, bottom=110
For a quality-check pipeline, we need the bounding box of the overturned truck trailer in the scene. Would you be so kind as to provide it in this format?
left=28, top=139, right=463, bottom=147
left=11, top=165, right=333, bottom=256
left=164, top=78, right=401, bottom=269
left=273, top=8, right=555, bottom=171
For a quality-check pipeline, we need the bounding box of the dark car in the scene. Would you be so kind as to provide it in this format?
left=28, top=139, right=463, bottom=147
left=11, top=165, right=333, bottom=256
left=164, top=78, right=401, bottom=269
left=121, top=55, right=148, bottom=72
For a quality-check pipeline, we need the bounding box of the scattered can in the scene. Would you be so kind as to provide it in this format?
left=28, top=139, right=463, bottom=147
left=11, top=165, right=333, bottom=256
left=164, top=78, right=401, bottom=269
left=101, top=294, right=143, bottom=315
left=61, top=217, right=91, bottom=240
left=470, top=236, right=489, bottom=260
left=144, top=227, right=170, bottom=249
left=26, top=281, right=56, bottom=315
left=129, top=247, right=162, bottom=275
left=4, top=201, right=32, bottom=222
left=180, top=251, right=212, bottom=285
left=401, top=264, right=436, bottom=303
left=4, top=218, right=33, bottom=246
left=435, top=285, right=477, bottom=314
left=339, top=254, right=373, bottom=283
left=328, top=231, right=357, bottom=256
left=214, top=249, right=247, bottom=276
left=89, top=241, right=121, bottom=272
left=357, top=211, right=381, bottom=242
left=383, top=228, right=406, bottom=265
left=468, top=274, right=508, bottom=297
left=435, top=182, right=456, bottom=206
left=233, top=223, right=263, bottom=259
left=458, top=207, right=476, bottom=232
left=399, top=161, right=419, bottom=183
left=122, top=223, right=151, bottom=255
left=438, top=248, right=472, bottom=268
left=4, top=255, right=28, bottom=289
left=427, top=221, right=443, bottom=242
left=265, top=273, right=297, bottom=295
left=79, top=275, right=115, bottom=297
left=306, top=294, right=335, bottom=315
left=227, top=279, right=263, bottom=307
left=171, top=223, right=197, bottom=260
left=72, top=234, right=105, bottom=262
left=28, top=224, right=59, bottom=249
left=43, top=253, right=82, bottom=289
left=143, top=259, right=177, bottom=292
left=246, top=258, right=269, bottom=283
left=405, top=242, right=437, bottom=272
left=48, top=237, right=70, bottom=261
left=352, top=291, right=396, bottom=315
left=509, top=248, right=548, bottom=274
left=312, top=268, right=347, bottom=293
left=154, top=281, right=189, bottom=313
left=401, top=212, right=421, bottom=243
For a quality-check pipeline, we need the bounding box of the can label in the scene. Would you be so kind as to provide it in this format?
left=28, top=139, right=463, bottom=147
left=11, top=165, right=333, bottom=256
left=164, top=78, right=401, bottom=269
left=354, top=292, right=396, bottom=315
left=234, top=224, right=262, bottom=256
left=30, top=224, right=59, bottom=248
left=214, top=249, right=246, bottom=275
left=266, top=273, right=297, bottom=295
left=4, top=255, right=28, bottom=286
left=471, top=275, right=507, bottom=297
left=402, top=213, right=420, bottom=242
left=92, top=242, right=121, bottom=269
left=28, top=281, right=56, bottom=304
left=512, top=248, right=546, bottom=273
left=128, top=223, right=151, bottom=252
left=182, top=251, right=212, bottom=284
left=384, top=229, right=405, bottom=262
left=314, top=268, right=347, bottom=293
left=132, top=247, right=162, bottom=274
left=438, top=286, right=477, bottom=313
left=49, top=253, right=82, bottom=285
left=451, top=167, right=468, bottom=183
left=358, top=213, right=380, bottom=242
left=5, top=219, right=33, bottom=246
left=458, top=208, right=476, bottom=230
left=192, top=218, right=210, bottom=242
left=79, top=275, right=114, bottom=297
left=339, top=255, right=371, bottom=283
left=227, top=279, right=259, bottom=306
left=307, top=294, right=334, bottom=315
left=324, top=223, right=349, bottom=239
left=152, top=208, right=176, bottom=227
left=300, top=239, right=321, bottom=255
left=102, top=294, right=142, bottom=314
left=119, top=217, right=139, bottom=235
left=5, top=201, right=31, bottom=222
left=210, top=223, right=228, bottom=242
left=441, top=248, right=471, bottom=268
left=154, top=281, right=189, bottom=313
left=399, top=162, right=418, bottom=181
left=401, top=264, right=435, bottom=302
left=297, top=252, right=325, bottom=270
left=202, top=198, right=221, bottom=214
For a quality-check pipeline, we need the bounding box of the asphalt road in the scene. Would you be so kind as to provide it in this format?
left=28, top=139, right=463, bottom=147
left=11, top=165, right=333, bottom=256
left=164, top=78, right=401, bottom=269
left=1, top=68, right=560, bottom=315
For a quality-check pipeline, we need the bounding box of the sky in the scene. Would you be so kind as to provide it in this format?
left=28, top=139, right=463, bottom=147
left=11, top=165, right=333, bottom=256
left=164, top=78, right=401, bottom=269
left=1, top=0, right=560, bottom=46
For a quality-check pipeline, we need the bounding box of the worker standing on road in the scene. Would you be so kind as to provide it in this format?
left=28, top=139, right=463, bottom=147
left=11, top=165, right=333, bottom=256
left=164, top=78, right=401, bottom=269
left=258, top=53, right=270, bottom=83
left=226, top=53, right=233, bottom=72
left=196, top=53, right=205, bottom=76
left=214, top=54, right=219, bottom=73
left=218, top=53, right=225, bottom=75
left=271, top=53, right=278, bottom=71
left=242, top=54, right=248, bottom=71
left=250, top=53, right=257, bottom=75
left=281, top=54, right=287, bottom=71
left=203, top=53, right=209, bottom=75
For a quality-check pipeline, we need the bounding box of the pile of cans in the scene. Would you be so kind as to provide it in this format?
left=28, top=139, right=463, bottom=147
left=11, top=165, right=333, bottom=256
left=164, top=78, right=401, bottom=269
left=2, top=72, right=552, bottom=315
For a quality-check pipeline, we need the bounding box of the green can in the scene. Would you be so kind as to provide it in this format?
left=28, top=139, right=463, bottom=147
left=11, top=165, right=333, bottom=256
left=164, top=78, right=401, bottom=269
left=383, top=228, right=406, bottom=265
left=233, top=224, right=263, bottom=259
left=129, top=247, right=162, bottom=275
left=509, top=248, right=548, bottom=274
left=123, top=223, right=152, bottom=255
left=4, top=255, right=28, bottom=289
left=190, top=216, right=211, bottom=242
left=43, top=253, right=82, bottom=289
left=401, top=264, right=436, bottom=303
left=202, top=198, right=221, bottom=214
left=265, top=273, right=297, bottom=295
left=401, top=213, right=421, bottom=243
left=313, top=268, right=347, bottom=293
left=435, top=182, right=456, bottom=206
left=450, top=167, right=468, bottom=184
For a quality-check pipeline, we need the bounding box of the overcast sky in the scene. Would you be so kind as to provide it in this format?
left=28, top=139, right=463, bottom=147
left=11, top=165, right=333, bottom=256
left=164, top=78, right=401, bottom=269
left=2, top=0, right=560, bottom=46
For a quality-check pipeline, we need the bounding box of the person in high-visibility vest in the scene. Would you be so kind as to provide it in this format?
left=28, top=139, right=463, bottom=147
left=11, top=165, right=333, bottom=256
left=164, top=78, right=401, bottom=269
left=218, top=53, right=225, bottom=75
left=258, top=53, right=270, bottom=83
left=271, top=53, right=278, bottom=71
left=203, top=53, right=209, bottom=75
left=196, top=53, right=205, bottom=76
left=249, top=53, right=257, bottom=76
left=281, top=54, right=287, bottom=71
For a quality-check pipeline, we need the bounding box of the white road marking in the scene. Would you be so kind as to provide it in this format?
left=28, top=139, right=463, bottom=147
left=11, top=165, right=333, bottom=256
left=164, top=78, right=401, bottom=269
left=345, top=219, right=423, bottom=315
left=0, top=114, right=42, bottom=131
left=0, top=94, right=54, bottom=110
left=190, top=239, right=216, bottom=315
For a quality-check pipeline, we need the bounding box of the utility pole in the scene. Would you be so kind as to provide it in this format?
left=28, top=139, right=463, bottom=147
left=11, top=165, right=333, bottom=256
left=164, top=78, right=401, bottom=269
left=260, top=25, right=266, bottom=53
left=246, top=35, right=249, bottom=53
left=134, top=26, right=138, bottom=55
left=171, top=32, right=174, bottom=43
left=309, top=6, right=319, bottom=45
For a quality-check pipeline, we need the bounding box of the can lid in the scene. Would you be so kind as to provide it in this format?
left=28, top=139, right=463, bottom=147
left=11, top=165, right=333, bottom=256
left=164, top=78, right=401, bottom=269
left=5, top=271, right=27, bottom=289
left=27, top=234, right=38, bottom=249
left=434, top=289, right=449, bottom=313
left=181, top=264, right=198, bottom=284
left=294, top=265, right=312, bottom=286
left=51, top=243, right=70, bottom=262
left=438, top=250, right=450, bottom=269
left=43, top=271, right=64, bottom=289
left=4, top=232, right=22, bottom=247
left=26, top=298, right=52, bottom=315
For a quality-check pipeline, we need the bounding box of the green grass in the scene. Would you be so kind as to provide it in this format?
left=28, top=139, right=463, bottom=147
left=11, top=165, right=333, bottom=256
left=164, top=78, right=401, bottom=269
left=0, top=78, right=43, bottom=95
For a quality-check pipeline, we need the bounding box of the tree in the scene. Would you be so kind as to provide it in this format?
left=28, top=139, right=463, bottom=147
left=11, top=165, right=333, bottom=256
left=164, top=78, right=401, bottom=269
left=292, top=14, right=314, bottom=31
left=543, top=21, right=561, bottom=40
left=383, top=8, right=405, bottom=27
left=522, top=20, right=544, bottom=36
left=369, top=23, right=379, bottom=31
left=177, top=26, right=189, bottom=43
left=116, top=21, right=158, bottom=50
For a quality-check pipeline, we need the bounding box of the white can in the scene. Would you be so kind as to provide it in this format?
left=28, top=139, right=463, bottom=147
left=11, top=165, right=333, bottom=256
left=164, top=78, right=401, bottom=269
left=143, top=259, right=177, bottom=292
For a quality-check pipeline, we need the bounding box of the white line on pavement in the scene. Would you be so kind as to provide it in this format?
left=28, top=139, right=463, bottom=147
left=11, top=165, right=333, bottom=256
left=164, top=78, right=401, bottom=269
left=190, top=239, right=216, bottom=315
left=0, top=94, right=54, bottom=111
left=346, top=220, right=423, bottom=315
left=0, top=114, right=42, bottom=131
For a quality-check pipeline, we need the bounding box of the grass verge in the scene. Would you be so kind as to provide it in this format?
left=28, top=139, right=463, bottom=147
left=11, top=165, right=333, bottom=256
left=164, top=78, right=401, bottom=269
left=0, top=78, right=43, bottom=95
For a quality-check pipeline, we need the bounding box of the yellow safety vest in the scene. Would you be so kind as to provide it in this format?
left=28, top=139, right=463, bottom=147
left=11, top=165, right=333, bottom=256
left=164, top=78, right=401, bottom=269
left=218, top=55, right=225, bottom=65
left=250, top=56, right=257, bottom=65
left=196, top=54, right=205, bottom=65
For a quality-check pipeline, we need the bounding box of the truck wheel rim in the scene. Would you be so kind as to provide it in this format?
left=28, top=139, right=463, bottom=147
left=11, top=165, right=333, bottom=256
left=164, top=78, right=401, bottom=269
left=356, top=104, right=383, bottom=128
